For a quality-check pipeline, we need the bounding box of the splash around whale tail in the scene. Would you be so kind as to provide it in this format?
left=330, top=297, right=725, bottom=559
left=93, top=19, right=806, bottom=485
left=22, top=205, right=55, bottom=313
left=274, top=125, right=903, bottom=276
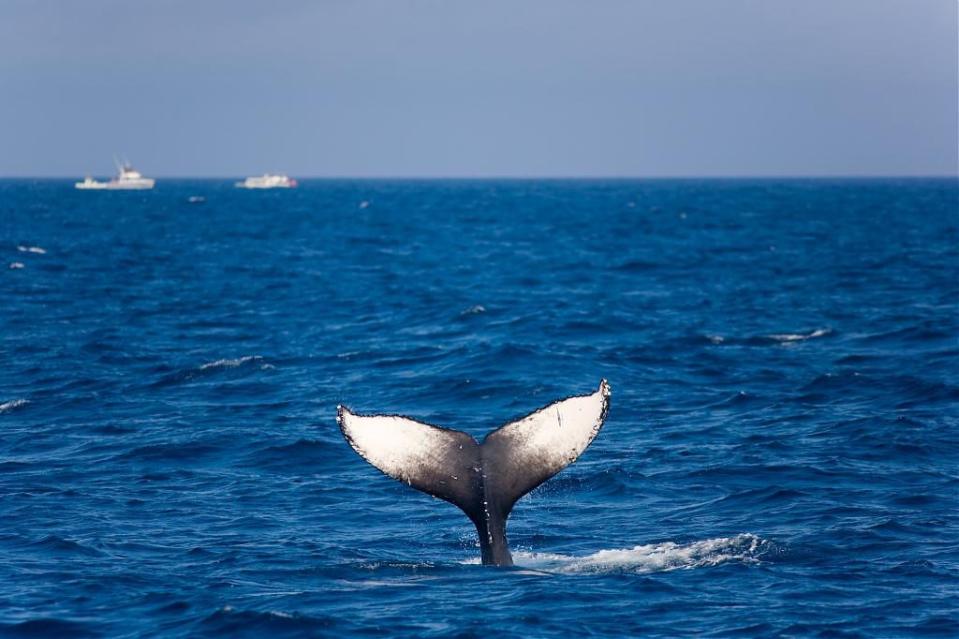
left=337, top=379, right=611, bottom=566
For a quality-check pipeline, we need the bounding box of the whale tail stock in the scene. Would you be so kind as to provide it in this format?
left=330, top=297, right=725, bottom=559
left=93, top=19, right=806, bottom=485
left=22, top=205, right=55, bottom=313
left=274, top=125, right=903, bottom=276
left=336, top=379, right=611, bottom=566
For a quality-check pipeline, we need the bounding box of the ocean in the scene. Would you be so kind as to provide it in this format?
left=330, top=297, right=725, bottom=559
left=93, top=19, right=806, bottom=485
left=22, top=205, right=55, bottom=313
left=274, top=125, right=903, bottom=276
left=1, top=178, right=957, bottom=637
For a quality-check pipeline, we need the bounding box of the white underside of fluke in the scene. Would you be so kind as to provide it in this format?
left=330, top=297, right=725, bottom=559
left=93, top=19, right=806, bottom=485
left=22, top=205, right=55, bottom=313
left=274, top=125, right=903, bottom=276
left=337, top=379, right=609, bottom=496
left=336, top=410, right=467, bottom=486
left=485, top=379, right=610, bottom=477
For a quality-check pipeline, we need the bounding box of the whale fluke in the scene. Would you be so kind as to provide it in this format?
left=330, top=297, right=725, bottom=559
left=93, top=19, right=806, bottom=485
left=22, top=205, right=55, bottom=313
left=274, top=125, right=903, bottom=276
left=337, top=379, right=611, bottom=566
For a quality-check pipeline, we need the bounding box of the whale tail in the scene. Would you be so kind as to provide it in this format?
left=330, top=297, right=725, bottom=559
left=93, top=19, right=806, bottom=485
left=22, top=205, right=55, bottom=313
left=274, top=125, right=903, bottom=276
left=337, top=379, right=611, bottom=566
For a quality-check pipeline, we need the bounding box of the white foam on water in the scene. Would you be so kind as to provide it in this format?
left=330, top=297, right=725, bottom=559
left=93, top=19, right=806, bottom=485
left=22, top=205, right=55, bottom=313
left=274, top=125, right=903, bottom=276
left=9, top=262, right=25, bottom=269
left=463, top=534, right=768, bottom=574
left=199, top=355, right=263, bottom=371
left=0, top=399, right=29, bottom=413
left=17, top=245, right=46, bottom=254
left=461, top=304, right=486, bottom=315
left=264, top=610, right=294, bottom=619
left=767, top=328, right=830, bottom=343
left=339, top=578, right=422, bottom=589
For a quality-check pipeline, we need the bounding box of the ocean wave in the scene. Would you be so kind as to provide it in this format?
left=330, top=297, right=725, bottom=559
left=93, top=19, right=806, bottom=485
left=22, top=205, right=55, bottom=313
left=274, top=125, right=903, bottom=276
left=17, top=245, right=47, bottom=254
left=118, top=442, right=222, bottom=463
left=29, top=534, right=104, bottom=557
left=536, top=463, right=641, bottom=496
left=150, top=355, right=273, bottom=388
left=701, top=328, right=832, bottom=346
left=765, top=328, right=831, bottom=343
left=460, top=304, right=487, bottom=315
left=0, top=398, right=29, bottom=413
left=243, top=439, right=338, bottom=472
left=198, top=606, right=337, bottom=636
left=199, top=355, right=264, bottom=370
left=475, top=534, right=769, bottom=574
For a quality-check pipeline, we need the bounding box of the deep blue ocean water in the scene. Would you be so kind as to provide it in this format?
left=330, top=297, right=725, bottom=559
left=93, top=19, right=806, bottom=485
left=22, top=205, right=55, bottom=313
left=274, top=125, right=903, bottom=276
left=1, top=178, right=957, bottom=637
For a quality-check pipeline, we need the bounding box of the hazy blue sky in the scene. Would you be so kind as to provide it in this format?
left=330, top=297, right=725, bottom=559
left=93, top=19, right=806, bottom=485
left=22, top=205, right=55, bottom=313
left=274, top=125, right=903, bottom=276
left=1, top=0, right=956, bottom=177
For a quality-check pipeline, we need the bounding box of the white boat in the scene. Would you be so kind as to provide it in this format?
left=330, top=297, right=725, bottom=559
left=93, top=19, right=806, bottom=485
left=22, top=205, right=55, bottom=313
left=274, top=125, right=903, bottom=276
left=235, top=174, right=298, bottom=189
left=75, top=160, right=155, bottom=190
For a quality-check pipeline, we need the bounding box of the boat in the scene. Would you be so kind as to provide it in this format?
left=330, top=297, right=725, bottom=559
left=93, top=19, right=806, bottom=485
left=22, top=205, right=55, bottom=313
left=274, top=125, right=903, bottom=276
left=235, top=174, right=297, bottom=189
left=75, top=160, right=155, bottom=190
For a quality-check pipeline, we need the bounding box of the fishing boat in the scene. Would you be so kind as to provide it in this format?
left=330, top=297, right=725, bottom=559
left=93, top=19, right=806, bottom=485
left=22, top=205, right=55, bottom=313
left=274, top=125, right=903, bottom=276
left=235, top=174, right=297, bottom=189
left=75, top=159, right=155, bottom=190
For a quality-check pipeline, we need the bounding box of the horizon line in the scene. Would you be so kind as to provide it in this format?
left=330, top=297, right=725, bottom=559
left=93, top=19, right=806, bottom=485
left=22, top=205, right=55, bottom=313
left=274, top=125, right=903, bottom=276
left=1, top=174, right=957, bottom=181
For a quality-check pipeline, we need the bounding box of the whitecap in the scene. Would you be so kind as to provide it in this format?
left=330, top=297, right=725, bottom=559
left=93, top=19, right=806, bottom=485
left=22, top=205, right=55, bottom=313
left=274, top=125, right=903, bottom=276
left=461, top=304, right=486, bottom=315
left=0, top=399, right=29, bottom=413
left=17, top=245, right=46, bottom=254
left=266, top=610, right=294, bottom=619
left=767, top=328, right=831, bottom=343
left=339, top=578, right=421, bottom=589
left=464, top=533, right=769, bottom=574
left=239, top=591, right=305, bottom=598
left=9, top=262, right=25, bottom=269
left=199, top=355, right=263, bottom=371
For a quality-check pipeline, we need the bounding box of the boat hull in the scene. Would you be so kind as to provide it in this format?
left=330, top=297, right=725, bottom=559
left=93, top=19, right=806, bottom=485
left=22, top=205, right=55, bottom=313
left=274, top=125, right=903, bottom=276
left=235, top=175, right=297, bottom=189
left=75, top=179, right=155, bottom=190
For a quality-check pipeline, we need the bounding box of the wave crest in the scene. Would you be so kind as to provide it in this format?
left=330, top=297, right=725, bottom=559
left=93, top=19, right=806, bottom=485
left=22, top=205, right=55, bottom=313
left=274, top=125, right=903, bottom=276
left=199, top=355, right=264, bottom=370
left=766, top=328, right=831, bottom=343
left=0, top=399, right=29, bottom=413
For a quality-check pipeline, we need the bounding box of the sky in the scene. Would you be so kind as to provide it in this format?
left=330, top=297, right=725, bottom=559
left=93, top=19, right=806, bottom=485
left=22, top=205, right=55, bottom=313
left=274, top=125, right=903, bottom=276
left=1, top=0, right=956, bottom=177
